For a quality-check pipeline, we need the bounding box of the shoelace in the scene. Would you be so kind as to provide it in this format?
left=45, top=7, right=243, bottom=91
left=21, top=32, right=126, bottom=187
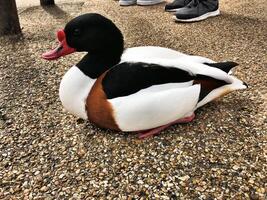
left=187, top=0, right=199, bottom=8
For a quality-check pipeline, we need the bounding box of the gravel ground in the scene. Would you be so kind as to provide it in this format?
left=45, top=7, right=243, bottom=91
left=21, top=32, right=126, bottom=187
left=0, top=0, right=266, bottom=199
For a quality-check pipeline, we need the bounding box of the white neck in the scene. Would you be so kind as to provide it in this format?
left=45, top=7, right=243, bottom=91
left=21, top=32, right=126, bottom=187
left=59, top=66, right=96, bottom=119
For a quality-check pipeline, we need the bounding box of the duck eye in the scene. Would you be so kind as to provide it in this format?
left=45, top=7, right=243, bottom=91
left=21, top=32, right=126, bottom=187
left=73, top=28, right=81, bottom=36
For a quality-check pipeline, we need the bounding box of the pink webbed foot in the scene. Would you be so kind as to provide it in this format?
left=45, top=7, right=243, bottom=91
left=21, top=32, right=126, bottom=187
left=173, top=113, right=195, bottom=124
left=138, top=113, right=195, bottom=139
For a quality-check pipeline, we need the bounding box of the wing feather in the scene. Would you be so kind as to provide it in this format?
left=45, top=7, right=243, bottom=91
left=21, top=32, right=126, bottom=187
left=109, top=84, right=200, bottom=131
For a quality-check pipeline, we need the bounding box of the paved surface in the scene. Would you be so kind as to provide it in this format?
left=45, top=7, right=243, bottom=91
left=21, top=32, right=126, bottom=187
left=1, top=0, right=266, bottom=199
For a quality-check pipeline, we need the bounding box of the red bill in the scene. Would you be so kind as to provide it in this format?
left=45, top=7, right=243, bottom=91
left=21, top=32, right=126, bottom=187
left=42, top=29, right=76, bottom=60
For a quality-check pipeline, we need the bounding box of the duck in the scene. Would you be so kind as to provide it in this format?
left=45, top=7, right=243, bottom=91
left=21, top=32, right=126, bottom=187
left=42, top=13, right=247, bottom=139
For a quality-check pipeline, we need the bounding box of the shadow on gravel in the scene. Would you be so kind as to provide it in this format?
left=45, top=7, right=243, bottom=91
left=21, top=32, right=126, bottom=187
left=220, top=12, right=267, bottom=25
left=41, top=4, right=70, bottom=20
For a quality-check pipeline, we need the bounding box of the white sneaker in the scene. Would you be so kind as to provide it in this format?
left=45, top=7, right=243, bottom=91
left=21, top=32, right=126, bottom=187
left=119, top=0, right=137, bottom=6
left=137, top=0, right=164, bottom=5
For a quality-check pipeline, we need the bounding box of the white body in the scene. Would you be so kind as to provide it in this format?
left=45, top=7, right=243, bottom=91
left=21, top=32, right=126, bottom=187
left=109, top=84, right=200, bottom=131
left=59, top=66, right=96, bottom=119
left=59, top=46, right=246, bottom=131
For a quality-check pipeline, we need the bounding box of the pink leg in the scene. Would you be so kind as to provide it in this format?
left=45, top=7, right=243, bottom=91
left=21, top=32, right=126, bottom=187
left=138, top=113, right=195, bottom=139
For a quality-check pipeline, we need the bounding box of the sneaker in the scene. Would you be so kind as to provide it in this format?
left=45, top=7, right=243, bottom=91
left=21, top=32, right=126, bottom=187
left=174, top=0, right=220, bottom=22
left=137, top=0, right=164, bottom=6
left=119, top=0, right=137, bottom=6
left=165, top=0, right=191, bottom=12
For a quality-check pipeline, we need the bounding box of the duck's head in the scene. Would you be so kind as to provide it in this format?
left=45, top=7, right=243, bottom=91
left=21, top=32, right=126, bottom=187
left=42, top=13, right=124, bottom=61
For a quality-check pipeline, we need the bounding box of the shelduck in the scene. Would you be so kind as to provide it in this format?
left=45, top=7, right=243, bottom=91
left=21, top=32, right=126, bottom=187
left=42, top=13, right=247, bottom=138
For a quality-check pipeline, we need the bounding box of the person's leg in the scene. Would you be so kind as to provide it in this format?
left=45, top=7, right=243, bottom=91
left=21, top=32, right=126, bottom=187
left=165, top=0, right=191, bottom=12
left=174, top=0, right=219, bottom=22
left=119, top=0, right=137, bottom=6
left=137, top=0, right=164, bottom=5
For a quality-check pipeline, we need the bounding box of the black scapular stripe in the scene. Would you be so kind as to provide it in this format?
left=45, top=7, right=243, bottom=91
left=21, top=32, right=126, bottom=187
left=204, top=61, right=238, bottom=73
left=102, top=62, right=194, bottom=99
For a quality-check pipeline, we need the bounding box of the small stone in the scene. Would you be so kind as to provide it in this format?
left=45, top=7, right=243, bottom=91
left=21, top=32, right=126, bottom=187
left=232, top=165, right=239, bottom=170
left=34, top=171, right=40, bottom=176
left=161, top=195, right=170, bottom=200
left=196, top=187, right=206, bottom=192
left=29, top=192, right=33, bottom=200
left=23, top=189, right=30, bottom=194
left=178, top=175, right=190, bottom=181
left=22, top=181, right=28, bottom=188
left=248, top=179, right=254, bottom=184
left=77, top=146, right=86, bottom=157
left=256, top=187, right=265, bottom=195
left=59, top=174, right=65, bottom=179
left=35, top=175, right=43, bottom=182
left=40, top=186, right=48, bottom=192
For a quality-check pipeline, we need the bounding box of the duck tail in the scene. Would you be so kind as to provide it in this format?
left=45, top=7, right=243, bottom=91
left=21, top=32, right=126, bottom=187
left=195, top=75, right=248, bottom=109
left=228, top=75, right=248, bottom=90
left=204, top=61, right=238, bottom=74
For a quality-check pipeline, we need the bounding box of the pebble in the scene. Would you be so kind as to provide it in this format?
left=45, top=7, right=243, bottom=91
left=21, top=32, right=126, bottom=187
left=178, top=175, right=190, bottom=181
left=40, top=186, right=48, bottom=192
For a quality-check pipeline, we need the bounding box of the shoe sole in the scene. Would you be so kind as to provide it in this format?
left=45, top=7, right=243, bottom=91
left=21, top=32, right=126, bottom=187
left=165, top=8, right=180, bottom=12
left=119, top=1, right=136, bottom=6
left=137, top=0, right=164, bottom=6
left=174, top=9, right=220, bottom=22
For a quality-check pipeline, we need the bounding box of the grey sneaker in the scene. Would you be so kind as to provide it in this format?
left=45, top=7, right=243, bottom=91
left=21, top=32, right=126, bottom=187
left=165, top=0, right=191, bottom=12
left=174, top=0, right=220, bottom=22
left=137, top=0, right=164, bottom=6
left=119, top=0, right=137, bottom=6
